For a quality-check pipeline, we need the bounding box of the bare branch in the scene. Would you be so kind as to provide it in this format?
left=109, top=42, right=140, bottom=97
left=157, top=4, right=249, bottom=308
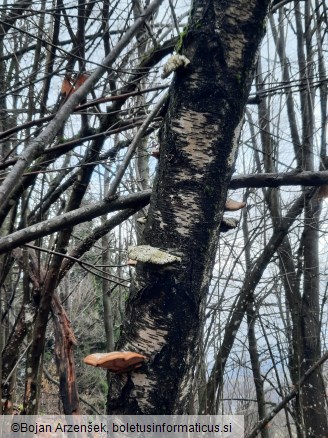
left=247, top=350, right=328, bottom=438
left=0, top=191, right=151, bottom=254
left=2, top=170, right=328, bottom=255
left=230, top=170, right=328, bottom=189
left=0, top=0, right=164, bottom=211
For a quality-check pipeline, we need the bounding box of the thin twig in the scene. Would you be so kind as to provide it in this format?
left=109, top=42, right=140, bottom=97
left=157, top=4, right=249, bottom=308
left=247, top=350, right=328, bottom=438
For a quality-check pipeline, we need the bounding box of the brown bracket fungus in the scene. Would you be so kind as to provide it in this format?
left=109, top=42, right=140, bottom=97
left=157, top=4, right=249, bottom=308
left=83, top=351, right=146, bottom=373
left=225, top=198, right=246, bottom=211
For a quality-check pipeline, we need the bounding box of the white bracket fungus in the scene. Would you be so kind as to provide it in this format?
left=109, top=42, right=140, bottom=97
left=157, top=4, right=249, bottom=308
left=161, top=54, right=191, bottom=79
left=128, top=245, right=181, bottom=265
left=220, top=217, right=239, bottom=232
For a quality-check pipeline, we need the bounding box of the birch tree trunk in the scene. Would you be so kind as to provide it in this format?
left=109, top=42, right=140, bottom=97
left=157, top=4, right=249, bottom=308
left=108, top=0, right=270, bottom=414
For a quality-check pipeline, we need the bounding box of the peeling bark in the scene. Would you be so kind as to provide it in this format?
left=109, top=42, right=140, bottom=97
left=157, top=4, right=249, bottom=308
left=52, top=294, right=80, bottom=415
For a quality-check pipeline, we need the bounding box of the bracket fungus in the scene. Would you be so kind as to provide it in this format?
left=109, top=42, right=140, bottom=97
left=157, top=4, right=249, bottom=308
left=161, top=54, right=190, bottom=79
left=128, top=245, right=181, bottom=266
left=83, top=351, right=146, bottom=373
left=220, top=217, right=239, bottom=232
left=225, top=198, right=246, bottom=211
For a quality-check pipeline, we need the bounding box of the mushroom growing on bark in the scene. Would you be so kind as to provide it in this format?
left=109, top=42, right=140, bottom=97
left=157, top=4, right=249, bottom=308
left=225, top=198, right=246, bottom=211
left=83, top=351, right=146, bottom=373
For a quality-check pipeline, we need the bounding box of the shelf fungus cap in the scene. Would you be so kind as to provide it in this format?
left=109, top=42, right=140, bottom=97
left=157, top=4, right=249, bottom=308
left=128, top=245, right=181, bottom=265
left=220, top=217, right=239, bottom=233
left=83, top=351, right=146, bottom=373
left=161, top=54, right=190, bottom=79
left=225, top=198, right=246, bottom=212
